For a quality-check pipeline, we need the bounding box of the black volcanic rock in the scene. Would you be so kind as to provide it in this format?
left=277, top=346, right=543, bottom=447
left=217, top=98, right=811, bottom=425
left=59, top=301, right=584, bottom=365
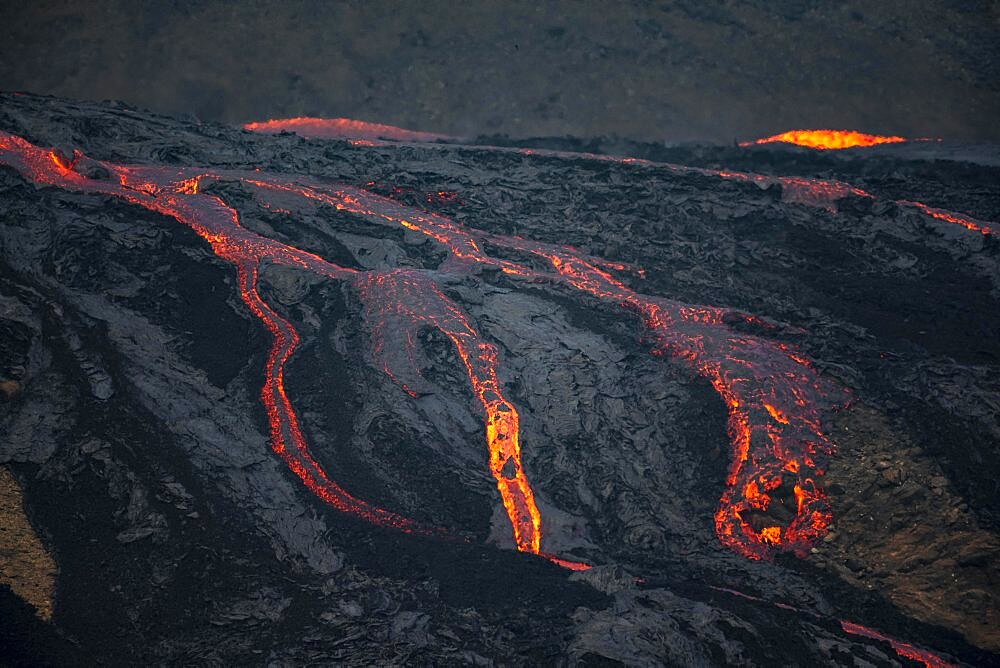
left=1, top=93, right=999, bottom=665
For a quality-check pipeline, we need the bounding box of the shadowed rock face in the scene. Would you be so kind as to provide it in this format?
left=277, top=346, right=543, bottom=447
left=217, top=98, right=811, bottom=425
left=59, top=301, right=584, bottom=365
left=1, top=92, right=999, bottom=665
left=2, top=1, right=1000, bottom=143
left=0, top=468, right=55, bottom=621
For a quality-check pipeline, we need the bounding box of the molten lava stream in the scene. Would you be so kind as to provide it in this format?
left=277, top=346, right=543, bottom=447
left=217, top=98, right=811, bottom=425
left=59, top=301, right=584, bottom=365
left=465, top=241, right=844, bottom=559
left=354, top=270, right=545, bottom=557
left=242, top=117, right=451, bottom=143
left=900, top=200, right=994, bottom=236
left=0, top=130, right=432, bottom=539
left=237, top=172, right=846, bottom=560
left=236, top=260, right=424, bottom=532
left=840, top=621, right=957, bottom=668
left=2, top=128, right=849, bottom=564
left=709, top=586, right=958, bottom=668
left=5, top=124, right=975, bottom=657
left=2, top=133, right=585, bottom=567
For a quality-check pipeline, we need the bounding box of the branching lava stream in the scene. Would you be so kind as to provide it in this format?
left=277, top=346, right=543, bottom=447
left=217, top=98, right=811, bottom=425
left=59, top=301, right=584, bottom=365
left=0, top=129, right=850, bottom=567
left=4, top=125, right=978, bottom=660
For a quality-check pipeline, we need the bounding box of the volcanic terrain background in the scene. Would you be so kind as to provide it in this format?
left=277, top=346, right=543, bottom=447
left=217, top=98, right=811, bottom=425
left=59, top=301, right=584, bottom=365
left=2, top=0, right=1000, bottom=142
left=2, top=2, right=1000, bottom=666
left=0, top=91, right=998, bottom=665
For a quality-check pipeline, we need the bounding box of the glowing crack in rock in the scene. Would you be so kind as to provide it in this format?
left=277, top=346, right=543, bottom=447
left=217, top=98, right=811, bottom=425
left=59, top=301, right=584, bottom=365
left=0, top=129, right=851, bottom=565
left=739, top=129, right=909, bottom=150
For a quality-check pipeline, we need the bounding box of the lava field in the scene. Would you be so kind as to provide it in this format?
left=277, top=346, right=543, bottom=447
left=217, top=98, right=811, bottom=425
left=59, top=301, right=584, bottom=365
left=1, top=93, right=999, bottom=665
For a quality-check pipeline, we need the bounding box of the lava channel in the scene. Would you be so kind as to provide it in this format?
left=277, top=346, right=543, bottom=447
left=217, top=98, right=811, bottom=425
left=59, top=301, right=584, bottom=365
left=244, top=118, right=992, bottom=237
left=1, top=128, right=852, bottom=563
left=710, top=585, right=958, bottom=667
left=0, top=131, right=433, bottom=539
left=206, top=173, right=852, bottom=560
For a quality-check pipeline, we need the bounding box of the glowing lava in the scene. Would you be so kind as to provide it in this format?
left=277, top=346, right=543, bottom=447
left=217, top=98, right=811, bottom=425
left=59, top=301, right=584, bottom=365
left=840, top=621, right=958, bottom=668
left=355, top=270, right=542, bottom=554
left=2, top=121, right=977, bottom=661
left=900, top=200, right=994, bottom=236
left=740, top=129, right=909, bottom=150
left=244, top=119, right=992, bottom=237
left=0, top=128, right=849, bottom=564
left=0, top=131, right=430, bottom=540
left=240, top=173, right=852, bottom=557
left=710, top=585, right=958, bottom=667
left=242, top=117, right=451, bottom=143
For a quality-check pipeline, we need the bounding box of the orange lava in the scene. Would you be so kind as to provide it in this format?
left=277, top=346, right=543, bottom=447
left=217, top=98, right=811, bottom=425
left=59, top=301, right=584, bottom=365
left=243, top=117, right=450, bottom=143
left=0, top=131, right=429, bottom=540
left=740, top=130, right=908, bottom=150
left=246, top=117, right=991, bottom=238
left=242, top=177, right=848, bottom=560
left=236, top=260, right=426, bottom=532
left=355, top=271, right=543, bottom=554
left=0, top=128, right=856, bottom=563
left=288, top=123, right=995, bottom=238
left=841, top=621, right=957, bottom=668
left=710, top=585, right=957, bottom=667
left=540, top=552, right=592, bottom=571
left=901, top=200, right=994, bottom=236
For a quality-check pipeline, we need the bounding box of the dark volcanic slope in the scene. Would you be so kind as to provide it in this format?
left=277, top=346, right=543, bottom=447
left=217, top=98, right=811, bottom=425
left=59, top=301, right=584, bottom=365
left=2, top=1, right=1000, bottom=143
left=1, top=93, right=999, bottom=666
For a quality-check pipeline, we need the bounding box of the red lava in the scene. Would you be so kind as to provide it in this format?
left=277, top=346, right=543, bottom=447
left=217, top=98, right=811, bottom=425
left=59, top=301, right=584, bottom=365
left=2, top=125, right=972, bottom=657
left=0, top=129, right=856, bottom=566
left=244, top=118, right=990, bottom=236
left=840, top=621, right=958, bottom=668
left=709, top=586, right=957, bottom=667
left=242, top=117, right=451, bottom=143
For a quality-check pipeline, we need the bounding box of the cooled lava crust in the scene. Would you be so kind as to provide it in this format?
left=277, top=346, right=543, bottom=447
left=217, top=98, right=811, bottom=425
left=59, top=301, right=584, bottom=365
left=1, top=93, right=998, bottom=666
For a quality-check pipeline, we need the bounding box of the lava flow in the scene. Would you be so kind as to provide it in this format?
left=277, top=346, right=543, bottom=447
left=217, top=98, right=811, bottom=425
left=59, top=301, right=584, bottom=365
left=203, top=174, right=849, bottom=560
left=739, top=129, right=909, bottom=150
left=244, top=117, right=993, bottom=237
left=0, top=131, right=430, bottom=539
left=0, top=129, right=849, bottom=565
left=709, top=586, right=958, bottom=667
left=899, top=200, right=994, bottom=236
left=242, top=117, right=452, bottom=143
left=841, top=621, right=958, bottom=668
left=355, top=270, right=542, bottom=554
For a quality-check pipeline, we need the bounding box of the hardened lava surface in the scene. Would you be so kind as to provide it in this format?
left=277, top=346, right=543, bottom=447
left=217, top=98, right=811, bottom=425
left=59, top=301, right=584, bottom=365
left=1, top=94, right=999, bottom=665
